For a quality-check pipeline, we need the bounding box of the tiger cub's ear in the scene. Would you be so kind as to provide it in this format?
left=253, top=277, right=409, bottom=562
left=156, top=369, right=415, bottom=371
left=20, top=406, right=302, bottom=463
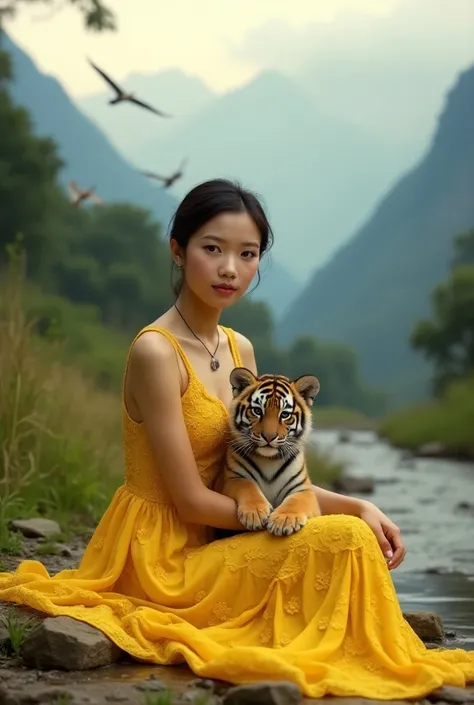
left=293, top=375, right=320, bottom=406
left=230, top=367, right=257, bottom=398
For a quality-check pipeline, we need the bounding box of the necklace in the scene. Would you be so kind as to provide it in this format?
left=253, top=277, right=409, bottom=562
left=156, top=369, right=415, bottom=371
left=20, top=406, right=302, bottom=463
left=174, top=304, right=221, bottom=371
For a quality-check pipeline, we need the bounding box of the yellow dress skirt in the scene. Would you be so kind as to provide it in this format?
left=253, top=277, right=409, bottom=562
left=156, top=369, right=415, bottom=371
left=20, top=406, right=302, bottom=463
left=0, top=326, right=473, bottom=699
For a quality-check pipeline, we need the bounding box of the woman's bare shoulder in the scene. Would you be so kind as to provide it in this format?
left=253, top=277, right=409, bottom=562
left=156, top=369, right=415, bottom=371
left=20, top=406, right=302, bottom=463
left=233, top=330, right=253, bottom=352
left=129, top=328, right=177, bottom=366
left=232, top=330, right=258, bottom=373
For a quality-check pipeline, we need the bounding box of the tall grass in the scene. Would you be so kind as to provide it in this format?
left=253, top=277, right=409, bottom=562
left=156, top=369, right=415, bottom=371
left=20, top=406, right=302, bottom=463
left=0, top=252, right=123, bottom=546
left=379, top=375, right=474, bottom=459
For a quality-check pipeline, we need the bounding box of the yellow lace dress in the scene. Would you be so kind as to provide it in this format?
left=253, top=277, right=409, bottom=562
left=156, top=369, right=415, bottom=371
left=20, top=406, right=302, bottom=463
left=1, top=325, right=473, bottom=699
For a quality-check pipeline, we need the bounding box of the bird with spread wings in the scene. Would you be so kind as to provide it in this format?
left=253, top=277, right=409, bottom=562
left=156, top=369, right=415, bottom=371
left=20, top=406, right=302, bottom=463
left=140, top=158, right=188, bottom=188
left=68, top=180, right=105, bottom=208
left=88, top=58, right=172, bottom=118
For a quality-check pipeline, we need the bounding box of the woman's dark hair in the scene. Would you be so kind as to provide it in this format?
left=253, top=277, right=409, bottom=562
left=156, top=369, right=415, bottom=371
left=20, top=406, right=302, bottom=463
left=169, top=178, right=274, bottom=296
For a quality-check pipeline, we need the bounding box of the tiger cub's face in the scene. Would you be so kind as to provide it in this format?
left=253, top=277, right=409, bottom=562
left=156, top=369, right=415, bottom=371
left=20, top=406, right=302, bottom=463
left=228, top=367, right=320, bottom=458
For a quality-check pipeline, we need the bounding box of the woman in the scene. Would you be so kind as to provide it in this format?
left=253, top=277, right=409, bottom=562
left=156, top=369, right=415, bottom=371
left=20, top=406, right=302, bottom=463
left=0, top=179, right=473, bottom=698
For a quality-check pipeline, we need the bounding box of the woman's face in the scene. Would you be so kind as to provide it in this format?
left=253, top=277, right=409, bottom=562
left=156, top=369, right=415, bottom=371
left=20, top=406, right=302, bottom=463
left=172, top=211, right=262, bottom=308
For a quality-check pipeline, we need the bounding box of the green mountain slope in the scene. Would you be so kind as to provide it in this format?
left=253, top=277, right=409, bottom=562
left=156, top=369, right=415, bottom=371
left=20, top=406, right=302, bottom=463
left=3, top=33, right=178, bottom=229
left=278, top=64, right=474, bottom=404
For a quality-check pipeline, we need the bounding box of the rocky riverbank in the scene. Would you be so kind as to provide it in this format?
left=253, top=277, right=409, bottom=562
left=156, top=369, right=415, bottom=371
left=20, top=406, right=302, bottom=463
left=1, top=518, right=474, bottom=705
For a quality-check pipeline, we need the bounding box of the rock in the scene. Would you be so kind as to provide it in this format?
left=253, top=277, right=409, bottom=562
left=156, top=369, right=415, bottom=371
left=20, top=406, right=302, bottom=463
left=416, top=442, right=447, bottom=458
left=9, top=518, right=61, bottom=539
left=333, top=475, right=375, bottom=495
left=21, top=616, right=123, bottom=670
left=58, top=544, right=74, bottom=558
left=187, top=678, right=215, bottom=691
left=457, top=501, right=474, bottom=511
left=105, top=691, right=131, bottom=702
left=403, top=611, right=444, bottom=641
left=223, top=681, right=302, bottom=705
left=134, top=678, right=167, bottom=692
left=426, top=686, right=474, bottom=703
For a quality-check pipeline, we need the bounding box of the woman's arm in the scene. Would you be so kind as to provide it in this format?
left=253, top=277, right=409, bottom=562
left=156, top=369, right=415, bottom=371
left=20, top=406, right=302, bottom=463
left=129, top=332, right=247, bottom=531
left=312, top=485, right=366, bottom=517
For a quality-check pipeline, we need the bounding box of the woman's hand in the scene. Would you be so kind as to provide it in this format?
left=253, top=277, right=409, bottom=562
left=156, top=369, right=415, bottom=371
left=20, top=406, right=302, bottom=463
left=359, top=500, right=407, bottom=570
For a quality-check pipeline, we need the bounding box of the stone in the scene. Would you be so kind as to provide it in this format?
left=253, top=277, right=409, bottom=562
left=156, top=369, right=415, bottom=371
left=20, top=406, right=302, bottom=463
left=426, top=686, right=474, bottom=703
left=134, top=678, right=167, bottom=692
left=403, top=611, right=445, bottom=640
left=58, top=544, right=74, bottom=558
left=457, top=501, right=474, bottom=511
left=9, top=518, right=61, bottom=539
left=223, top=681, right=302, bottom=705
left=416, top=442, right=447, bottom=458
left=333, top=475, right=375, bottom=495
left=21, top=616, right=123, bottom=671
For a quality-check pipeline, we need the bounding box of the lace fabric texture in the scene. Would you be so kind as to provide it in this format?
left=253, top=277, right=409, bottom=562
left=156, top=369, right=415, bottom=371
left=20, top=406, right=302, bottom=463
left=1, top=325, right=473, bottom=699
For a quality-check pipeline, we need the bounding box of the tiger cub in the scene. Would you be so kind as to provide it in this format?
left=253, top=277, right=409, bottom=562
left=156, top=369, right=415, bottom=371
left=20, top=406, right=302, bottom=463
left=221, top=367, right=322, bottom=537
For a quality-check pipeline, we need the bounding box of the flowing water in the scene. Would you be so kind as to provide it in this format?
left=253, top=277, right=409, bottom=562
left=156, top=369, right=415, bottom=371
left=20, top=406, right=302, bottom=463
left=312, top=429, right=474, bottom=650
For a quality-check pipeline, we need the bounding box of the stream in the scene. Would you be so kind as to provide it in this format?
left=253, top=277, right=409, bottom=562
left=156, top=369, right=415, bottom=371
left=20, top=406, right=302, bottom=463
left=312, top=429, right=474, bottom=650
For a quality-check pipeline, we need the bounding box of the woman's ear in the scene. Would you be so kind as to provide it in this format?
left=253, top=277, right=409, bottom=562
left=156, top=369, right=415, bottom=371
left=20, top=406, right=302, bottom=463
left=170, top=238, right=184, bottom=267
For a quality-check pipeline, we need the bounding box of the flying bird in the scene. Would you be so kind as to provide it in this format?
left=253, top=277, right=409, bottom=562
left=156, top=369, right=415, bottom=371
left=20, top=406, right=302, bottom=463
left=87, top=58, right=172, bottom=118
left=140, top=158, right=188, bottom=188
left=68, top=180, right=104, bottom=208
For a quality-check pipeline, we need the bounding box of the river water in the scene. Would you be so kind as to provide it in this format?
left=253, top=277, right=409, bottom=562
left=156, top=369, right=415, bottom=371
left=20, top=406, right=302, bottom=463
left=312, top=429, right=474, bottom=650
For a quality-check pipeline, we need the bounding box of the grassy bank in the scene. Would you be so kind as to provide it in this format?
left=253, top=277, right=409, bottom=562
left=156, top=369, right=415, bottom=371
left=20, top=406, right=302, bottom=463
left=0, top=259, right=123, bottom=553
left=378, top=376, right=474, bottom=460
left=306, top=448, right=344, bottom=487
left=0, top=258, right=343, bottom=556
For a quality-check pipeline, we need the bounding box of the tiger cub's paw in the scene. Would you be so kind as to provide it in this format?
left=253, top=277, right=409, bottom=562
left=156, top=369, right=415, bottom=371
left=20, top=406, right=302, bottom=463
left=238, top=501, right=273, bottom=531
left=266, top=510, right=308, bottom=537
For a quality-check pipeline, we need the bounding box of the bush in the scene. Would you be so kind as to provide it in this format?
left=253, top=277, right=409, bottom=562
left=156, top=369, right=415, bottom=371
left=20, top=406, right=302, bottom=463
left=0, top=252, right=123, bottom=548
left=379, top=375, right=474, bottom=458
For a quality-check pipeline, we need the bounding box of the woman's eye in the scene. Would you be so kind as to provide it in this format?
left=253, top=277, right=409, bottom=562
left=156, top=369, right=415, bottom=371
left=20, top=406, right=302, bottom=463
left=204, top=245, right=220, bottom=253
left=242, top=250, right=257, bottom=259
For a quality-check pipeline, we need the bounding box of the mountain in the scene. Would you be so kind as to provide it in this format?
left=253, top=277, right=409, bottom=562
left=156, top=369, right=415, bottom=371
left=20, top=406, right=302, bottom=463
left=278, top=65, right=474, bottom=404
left=3, top=33, right=178, bottom=231
left=77, top=68, right=216, bottom=160
left=93, top=69, right=410, bottom=282
left=249, top=258, right=303, bottom=321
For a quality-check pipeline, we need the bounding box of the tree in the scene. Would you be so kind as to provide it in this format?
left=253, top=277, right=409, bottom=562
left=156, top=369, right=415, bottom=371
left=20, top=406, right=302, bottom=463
left=452, top=227, right=474, bottom=268
left=0, top=47, right=64, bottom=277
left=411, top=228, right=474, bottom=394
left=0, top=0, right=116, bottom=32
left=222, top=298, right=274, bottom=346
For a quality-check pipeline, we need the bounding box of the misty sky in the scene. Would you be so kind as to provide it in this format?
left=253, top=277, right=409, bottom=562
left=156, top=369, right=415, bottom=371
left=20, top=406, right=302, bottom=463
left=6, top=0, right=474, bottom=104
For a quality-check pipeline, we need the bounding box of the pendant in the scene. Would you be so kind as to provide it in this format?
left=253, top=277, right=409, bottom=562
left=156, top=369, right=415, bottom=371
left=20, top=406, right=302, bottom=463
left=210, top=357, right=220, bottom=371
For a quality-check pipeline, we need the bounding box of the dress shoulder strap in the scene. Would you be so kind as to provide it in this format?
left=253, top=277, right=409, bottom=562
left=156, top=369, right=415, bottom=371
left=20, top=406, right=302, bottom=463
left=122, top=325, right=195, bottom=399
left=220, top=326, right=243, bottom=367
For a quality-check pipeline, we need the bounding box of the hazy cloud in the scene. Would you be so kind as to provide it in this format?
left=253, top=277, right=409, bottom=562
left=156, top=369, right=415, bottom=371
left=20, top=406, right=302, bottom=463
left=6, top=0, right=397, bottom=96
left=229, top=0, right=474, bottom=143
